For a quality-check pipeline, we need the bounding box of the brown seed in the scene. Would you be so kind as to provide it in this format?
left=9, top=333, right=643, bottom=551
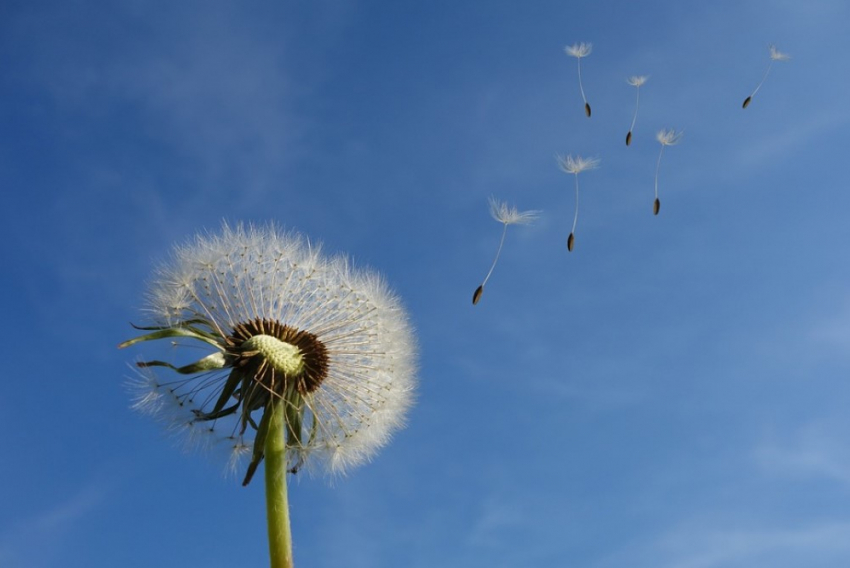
left=567, top=232, right=575, bottom=251
left=472, top=285, right=484, bottom=305
left=742, top=96, right=752, bottom=109
left=653, top=198, right=661, bottom=216
left=584, top=102, right=592, bottom=117
left=625, top=131, right=632, bottom=146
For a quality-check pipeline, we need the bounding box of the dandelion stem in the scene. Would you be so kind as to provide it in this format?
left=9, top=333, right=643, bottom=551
left=265, top=397, right=294, bottom=568
left=481, top=223, right=508, bottom=288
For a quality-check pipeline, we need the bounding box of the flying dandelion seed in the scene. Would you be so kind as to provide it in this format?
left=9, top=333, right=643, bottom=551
left=473, top=197, right=539, bottom=305
left=743, top=44, right=790, bottom=109
left=565, top=42, right=593, bottom=117
left=626, top=75, right=648, bottom=146
left=653, top=129, right=683, bottom=215
left=557, top=154, right=600, bottom=250
left=119, top=222, right=417, bottom=568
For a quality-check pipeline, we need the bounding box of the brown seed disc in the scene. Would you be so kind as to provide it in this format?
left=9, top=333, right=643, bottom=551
left=742, top=96, right=752, bottom=109
left=472, top=285, right=484, bottom=305
left=626, top=131, right=632, bottom=146
left=584, top=102, right=591, bottom=117
left=567, top=232, right=575, bottom=251
left=228, top=318, right=329, bottom=394
left=653, top=198, right=661, bottom=216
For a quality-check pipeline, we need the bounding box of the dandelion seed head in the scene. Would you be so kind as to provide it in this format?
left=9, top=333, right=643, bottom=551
left=565, top=42, right=592, bottom=58
left=122, top=222, right=417, bottom=479
left=488, top=196, right=540, bottom=226
left=557, top=154, right=601, bottom=175
left=627, top=75, right=648, bottom=87
left=769, top=45, right=790, bottom=61
left=656, top=128, right=684, bottom=146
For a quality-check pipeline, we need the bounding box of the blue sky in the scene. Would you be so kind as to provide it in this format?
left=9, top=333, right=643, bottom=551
left=2, top=1, right=850, bottom=567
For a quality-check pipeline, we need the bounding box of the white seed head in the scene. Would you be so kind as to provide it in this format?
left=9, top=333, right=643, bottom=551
left=488, top=196, right=540, bottom=226
left=556, top=154, right=601, bottom=175
left=656, top=128, right=684, bottom=146
left=565, top=42, right=592, bottom=58
left=627, top=75, right=648, bottom=87
left=127, top=222, right=417, bottom=478
left=769, top=44, right=790, bottom=61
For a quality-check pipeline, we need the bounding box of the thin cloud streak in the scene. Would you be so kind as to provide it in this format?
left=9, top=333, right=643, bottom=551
left=755, top=424, right=850, bottom=487
left=594, top=520, right=850, bottom=568
left=0, top=481, right=107, bottom=568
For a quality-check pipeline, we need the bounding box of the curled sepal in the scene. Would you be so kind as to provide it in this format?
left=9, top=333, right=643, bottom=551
left=192, top=369, right=245, bottom=423
left=284, top=391, right=305, bottom=448
left=243, top=401, right=274, bottom=486
left=119, top=324, right=223, bottom=350
left=285, top=392, right=307, bottom=473
left=241, top=389, right=308, bottom=484
left=137, top=352, right=228, bottom=374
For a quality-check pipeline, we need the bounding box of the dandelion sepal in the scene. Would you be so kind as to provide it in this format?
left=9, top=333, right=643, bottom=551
left=118, top=324, right=224, bottom=350
left=265, top=398, right=294, bottom=568
left=201, top=368, right=244, bottom=419
left=244, top=403, right=274, bottom=486
left=137, top=352, right=229, bottom=374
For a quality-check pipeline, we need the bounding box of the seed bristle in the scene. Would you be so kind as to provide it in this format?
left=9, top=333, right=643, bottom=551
left=626, top=131, right=632, bottom=146
left=567, top=232, right=575, bottom=251
left=584, top=102, right=591, bottom=117
left=653, top=198, right=661, bottom=216
left=742, top=96, right=752, bottom=109
left=472, top=285, right=484, bottom=305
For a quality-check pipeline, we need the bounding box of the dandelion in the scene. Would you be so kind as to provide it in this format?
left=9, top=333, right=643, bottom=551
left=653, top=128, right=683, bottom=215
left=473, top=197, right=539, bottom=305
left=743, top=44, right=790, bottom=109
left=565, top=42, right=593, bottom=117
left=557, top=154, right=600, bottom=250
left=119, top=222, right=416, bottom=568
left=625, top=75, right=648, bottom=146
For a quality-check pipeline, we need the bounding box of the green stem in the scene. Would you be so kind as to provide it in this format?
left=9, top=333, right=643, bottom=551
left=265, top=398, right=294, bottom=568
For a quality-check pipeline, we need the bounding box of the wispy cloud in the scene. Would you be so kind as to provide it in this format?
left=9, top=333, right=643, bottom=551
left=755, top=422, right=850, bottom=486
left=464, top=491, right=528, bottom=549
left=595, top=520, right=850, bottom=568
left=734, top=109, right=850, bottom=171
left=805, top=295, right=850, bottom=355
left=13, top=3, right=332, bottom=204
left=0, top=480, right=107, bottom=568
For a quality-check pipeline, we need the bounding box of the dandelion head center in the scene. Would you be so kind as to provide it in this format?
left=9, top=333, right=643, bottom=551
left=228, top=318, right=329, bottom=395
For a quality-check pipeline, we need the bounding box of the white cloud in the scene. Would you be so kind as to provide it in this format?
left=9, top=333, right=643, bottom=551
left=594, top=520, right=850, bottom=568
left=733, top=109, right=850, bottom=171
left=655, top=522, right=850, bottom=568
left=0, top=481, right=107, bottom=568
left=755, top=422, right=850, bottom=486
left=464, top=491, right=528, bottom=550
